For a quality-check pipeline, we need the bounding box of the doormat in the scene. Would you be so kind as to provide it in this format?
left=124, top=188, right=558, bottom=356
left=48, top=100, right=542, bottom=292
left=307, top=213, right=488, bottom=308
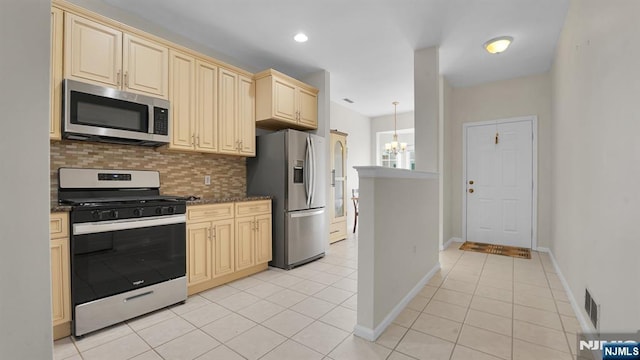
left=459, top=241, right=531, bottom=259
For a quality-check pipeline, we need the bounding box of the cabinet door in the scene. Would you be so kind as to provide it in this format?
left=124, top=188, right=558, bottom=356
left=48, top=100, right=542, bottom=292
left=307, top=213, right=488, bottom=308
left=50, top=237, right=70, bottom=326
left=255, top=214, right=272, bottom=264
left=213, top=219, right=235, bottom=277
left=168, top=50, right=196, bottom=151
left=298, top=88, right=318, bottom=129
left=123, top=34, right=168, bottom=98
left=218, top=68, right=239, bottom=154
left=195, top=60, right=218, bottom=153
left=238, top=75, right=255, bottom=156
left=273, top=79, right=297, bottom=122
left=235, top=216, right=255, bottom=271
left=187, top=222, right=213, bottom=287
left=65, top=13, right=122, bottom=88
left=50, top=7, right=64, bottom=140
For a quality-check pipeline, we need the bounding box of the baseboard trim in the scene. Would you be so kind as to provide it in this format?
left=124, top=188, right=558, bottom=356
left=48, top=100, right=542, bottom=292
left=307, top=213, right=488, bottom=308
left=535, top=247, right=593, bottom=334
left=441, top=237, right=463, bottom=251
left=353, top=262, right=441, bottom=341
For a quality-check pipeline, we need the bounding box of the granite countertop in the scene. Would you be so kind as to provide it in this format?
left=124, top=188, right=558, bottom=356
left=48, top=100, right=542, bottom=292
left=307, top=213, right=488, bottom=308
left=186, top=195, right=272, bottom=206
left=51, top=203, right=72, bottom=213
left=51, top=196, right=272, bottom=212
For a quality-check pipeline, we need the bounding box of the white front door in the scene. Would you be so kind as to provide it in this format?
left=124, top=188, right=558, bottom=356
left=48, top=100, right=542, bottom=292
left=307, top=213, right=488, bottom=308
left=465, top=119, right=533, bottom=248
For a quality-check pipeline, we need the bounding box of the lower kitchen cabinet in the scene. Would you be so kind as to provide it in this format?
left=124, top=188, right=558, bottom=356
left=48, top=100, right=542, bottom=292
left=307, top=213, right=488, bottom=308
left=212, top=219, right=235, bottom=278
left=50, top=212, right=71, bottom=340
left=186, top=200, right=271, bottom=295
left=187, top=222, right=213, bottom=286
left=255, top=214, right=272, bottom=264
left=235, top=216, right=256, bottom=271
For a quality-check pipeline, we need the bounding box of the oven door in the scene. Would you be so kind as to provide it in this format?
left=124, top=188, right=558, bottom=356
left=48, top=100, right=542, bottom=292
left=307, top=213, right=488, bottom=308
left=71, top=214, right=186, bottom=307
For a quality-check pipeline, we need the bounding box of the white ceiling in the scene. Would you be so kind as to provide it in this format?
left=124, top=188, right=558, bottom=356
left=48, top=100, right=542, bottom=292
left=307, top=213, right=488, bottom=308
left=101, top=0, right=569, bottom=117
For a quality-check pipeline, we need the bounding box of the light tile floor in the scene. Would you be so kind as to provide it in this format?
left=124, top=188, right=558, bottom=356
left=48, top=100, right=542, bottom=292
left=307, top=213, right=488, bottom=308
left=54, top=235, right=580, bottom=360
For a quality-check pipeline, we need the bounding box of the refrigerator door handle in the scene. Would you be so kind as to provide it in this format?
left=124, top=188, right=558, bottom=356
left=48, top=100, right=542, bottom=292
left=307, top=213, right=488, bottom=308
left=309, top=136, right=316, bottom=205
left=305, top=136, right=312, bottom=207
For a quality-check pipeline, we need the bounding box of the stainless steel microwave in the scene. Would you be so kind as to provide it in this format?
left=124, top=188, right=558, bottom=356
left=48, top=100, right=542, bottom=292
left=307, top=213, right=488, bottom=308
left=63, top=79, right=170, bottom=146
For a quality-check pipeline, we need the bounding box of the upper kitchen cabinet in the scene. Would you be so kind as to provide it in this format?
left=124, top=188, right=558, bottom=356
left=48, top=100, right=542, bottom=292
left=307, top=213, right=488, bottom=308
left=64, top=13, right=168, bottom=99
left=50, top=7, right=64, bottom=140
left=168, top=50, right=196, bottom=151
left=255, top=69, right=319, bottom=130
left=219, top=69, right=256, bottom=156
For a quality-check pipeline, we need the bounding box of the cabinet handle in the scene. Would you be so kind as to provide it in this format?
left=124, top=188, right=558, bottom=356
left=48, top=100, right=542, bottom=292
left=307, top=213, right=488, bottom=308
left=124, top=71, right=129, bottom=88
left=207, top=227, right=211, bottom=240
left=116, top=70, right=121, bottom=86
left=196, top=135, right=200, bottom=146
left=192, top=134, right=196, bottom=146
left=252, top=220, right=257, bottom=231
left=239, top=140, right=243, bottom=151
left=211, top=226, right=216, bottom=239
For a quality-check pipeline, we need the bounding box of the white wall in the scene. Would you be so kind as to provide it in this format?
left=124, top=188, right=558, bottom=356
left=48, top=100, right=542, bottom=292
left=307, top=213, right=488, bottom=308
left=0, top=0, right=53, bottom=358
left=355, top=169, right=439, bottom=339
left=414, top=47, right=440, bottom=172
left=550, top=0, right=640, bottom=332
left=442, top=79, right=454, bottom=243
left=446, top=73, right=552, bottom=248
left=330, top=102, right=372, bottom=231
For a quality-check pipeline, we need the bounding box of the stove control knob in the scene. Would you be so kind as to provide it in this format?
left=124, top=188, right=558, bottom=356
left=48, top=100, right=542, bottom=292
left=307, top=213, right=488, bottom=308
left=133, top=208, right=144, bottom=217
left=110, top=210, right=119, bottom=219
left=92, top=210, right=101, bottom=220
left=167, top=206, right=175, bottom=214
left=155, top=207, right=163, bottom=215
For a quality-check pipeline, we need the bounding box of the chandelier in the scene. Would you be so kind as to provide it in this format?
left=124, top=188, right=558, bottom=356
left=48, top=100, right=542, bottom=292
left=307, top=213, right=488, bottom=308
left=384, top=101, right=407, bottom=155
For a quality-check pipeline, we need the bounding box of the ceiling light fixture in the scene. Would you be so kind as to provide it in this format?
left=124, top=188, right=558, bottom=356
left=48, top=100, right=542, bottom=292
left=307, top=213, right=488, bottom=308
left=484, top=36, right=513, bottom=54
left=294, top=33, right=308, bottom=43
left=384, top=102, right=407, bottom=155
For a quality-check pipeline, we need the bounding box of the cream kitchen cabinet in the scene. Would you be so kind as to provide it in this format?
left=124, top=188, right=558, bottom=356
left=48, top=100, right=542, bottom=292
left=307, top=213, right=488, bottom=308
left=255, top=69, right=319, bottom=130
left=235, top=200, right=272, bottom=269
left=168, top=51, right=220, bottom=153
left=64, top=13, right=168, bottom=99
left=186, top=203, right=234, bottom=292
left=219, top=70, right=256, bottom=156
left=50, top=7, right=64, bottom=140
left=186, top=200, right=271, bottom=295
left=50, top=212, right=70, bottom=340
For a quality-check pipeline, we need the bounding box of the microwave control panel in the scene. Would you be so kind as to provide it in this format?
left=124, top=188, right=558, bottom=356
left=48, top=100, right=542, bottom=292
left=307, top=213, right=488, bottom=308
left=153, top=107, right=169, bottom=136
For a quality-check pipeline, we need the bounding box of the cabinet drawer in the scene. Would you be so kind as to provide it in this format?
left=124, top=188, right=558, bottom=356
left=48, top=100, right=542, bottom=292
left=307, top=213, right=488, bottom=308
left=235, top=200, right=271, bottom=217
left=50, top=212, right=69, bottom=239
left=187, top=203, right=234, bottom=222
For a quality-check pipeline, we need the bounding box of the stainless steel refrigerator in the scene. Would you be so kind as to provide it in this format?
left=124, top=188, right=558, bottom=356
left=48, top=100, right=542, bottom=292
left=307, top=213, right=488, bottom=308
left=247, top=129, right=326, bottom=269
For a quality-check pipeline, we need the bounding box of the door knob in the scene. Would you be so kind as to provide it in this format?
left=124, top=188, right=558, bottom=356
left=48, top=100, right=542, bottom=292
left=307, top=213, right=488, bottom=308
left=468, top=189, right=474, bottom=193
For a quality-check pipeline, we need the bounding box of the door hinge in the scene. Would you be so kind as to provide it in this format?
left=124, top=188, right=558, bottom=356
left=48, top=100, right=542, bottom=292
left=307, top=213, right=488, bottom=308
left=495, top=132, right=499, bottom=145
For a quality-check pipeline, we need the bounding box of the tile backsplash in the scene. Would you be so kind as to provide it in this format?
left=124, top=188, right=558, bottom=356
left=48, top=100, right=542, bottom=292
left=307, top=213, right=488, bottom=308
left=50, top=141, right=246, bottom=202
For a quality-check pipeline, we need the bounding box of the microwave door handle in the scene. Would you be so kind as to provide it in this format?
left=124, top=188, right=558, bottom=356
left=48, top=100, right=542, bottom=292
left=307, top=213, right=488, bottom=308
left=148, top=105, right=154, bottom=134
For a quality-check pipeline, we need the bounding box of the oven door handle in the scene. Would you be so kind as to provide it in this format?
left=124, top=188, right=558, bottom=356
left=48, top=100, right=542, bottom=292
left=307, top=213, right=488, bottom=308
left=73, top=214, right=186, bottom=235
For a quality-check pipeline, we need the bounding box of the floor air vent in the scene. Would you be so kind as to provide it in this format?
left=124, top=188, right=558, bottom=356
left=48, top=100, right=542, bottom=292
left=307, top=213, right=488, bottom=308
left=585, top=288, right=599, bottom=329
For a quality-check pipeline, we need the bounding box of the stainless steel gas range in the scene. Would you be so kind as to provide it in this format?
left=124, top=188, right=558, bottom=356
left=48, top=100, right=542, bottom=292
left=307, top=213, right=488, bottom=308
left=58, top=168, right=187, bottom=337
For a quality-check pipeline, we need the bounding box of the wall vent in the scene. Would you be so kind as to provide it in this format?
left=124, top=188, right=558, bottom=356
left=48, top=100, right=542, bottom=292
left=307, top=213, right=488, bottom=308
left=585, top=288, right=599, bottom=329
left=342, top=98, right=354, bottom=104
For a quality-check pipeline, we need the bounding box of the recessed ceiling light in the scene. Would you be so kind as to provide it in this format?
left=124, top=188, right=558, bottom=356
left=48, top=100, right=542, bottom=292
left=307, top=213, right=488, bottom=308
left=294, top=33, right=308, bottom=43
left=484, top=36, right=513, bottom=54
